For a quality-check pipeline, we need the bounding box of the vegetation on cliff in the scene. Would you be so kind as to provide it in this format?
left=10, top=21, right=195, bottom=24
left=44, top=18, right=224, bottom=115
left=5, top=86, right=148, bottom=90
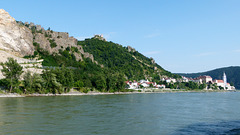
left=79, top=38, right=179, bottom=81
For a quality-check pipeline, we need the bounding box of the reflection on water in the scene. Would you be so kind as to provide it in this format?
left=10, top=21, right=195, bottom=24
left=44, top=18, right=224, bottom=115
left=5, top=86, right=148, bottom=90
left=0, top=92, right=240, bottom=135
left=172, top=120, right=240, bottom=135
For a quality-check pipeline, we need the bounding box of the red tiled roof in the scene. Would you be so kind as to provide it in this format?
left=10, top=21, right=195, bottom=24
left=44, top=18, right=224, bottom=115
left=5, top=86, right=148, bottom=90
left=198, top=75, right=212, bottom=79
left=217, top=80, right=224, bottom=83
left=146, top=82, right=152, bottom=84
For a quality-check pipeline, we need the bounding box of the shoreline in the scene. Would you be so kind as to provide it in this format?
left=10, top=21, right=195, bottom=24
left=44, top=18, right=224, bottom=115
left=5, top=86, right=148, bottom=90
left=0, top=89, right=237, bottom=98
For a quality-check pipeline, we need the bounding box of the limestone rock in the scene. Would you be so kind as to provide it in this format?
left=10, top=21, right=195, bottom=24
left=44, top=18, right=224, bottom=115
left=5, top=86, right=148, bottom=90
left=150, top=57, right=155, bottom=64
left=93, top=34, right=106, bottom=41
left=0, top=9, right=34, bottom=56
left=127, top=46, right=136, bottom=52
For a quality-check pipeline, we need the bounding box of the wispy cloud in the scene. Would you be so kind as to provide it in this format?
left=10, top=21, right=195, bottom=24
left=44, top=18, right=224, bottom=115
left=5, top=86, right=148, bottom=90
left=144, top=33, right=161, bottom=38
left=233, top=49, right=240, bottom=52
left=195, top=52, right=216, bottom=57
left=144, top=51, right=161, bottom=55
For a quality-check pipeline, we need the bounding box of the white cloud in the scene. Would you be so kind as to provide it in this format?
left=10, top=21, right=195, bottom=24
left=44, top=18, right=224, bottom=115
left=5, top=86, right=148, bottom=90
left=233, top=49, right=240, bottom=52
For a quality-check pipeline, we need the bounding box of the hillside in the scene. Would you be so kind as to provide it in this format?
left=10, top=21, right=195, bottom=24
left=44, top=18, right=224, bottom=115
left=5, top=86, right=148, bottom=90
left=0, top=9, right=180, bottom=92
left=177, top=66, right=240, bottom=89
left=29, top=35, right=178, bottom=81
left=78, top=37, right=178, bottom=81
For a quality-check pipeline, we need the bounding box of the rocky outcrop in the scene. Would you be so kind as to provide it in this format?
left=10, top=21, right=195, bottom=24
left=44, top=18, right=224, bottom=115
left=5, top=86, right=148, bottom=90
left=0, top=9, right=34, bottom=56
left=127, top=46, right=136, bottom=52
left=93, top=34, right=106, bottom=41
left=0, top=9, right=96, bottom=63
left=150, top=57, right=155, bottom=64
left=23, top=22, right=94, bottom=62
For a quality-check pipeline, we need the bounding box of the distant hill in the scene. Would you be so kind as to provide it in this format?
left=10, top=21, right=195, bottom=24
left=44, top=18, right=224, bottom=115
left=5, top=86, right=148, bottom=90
left=177, top=66, right=240, bottom=89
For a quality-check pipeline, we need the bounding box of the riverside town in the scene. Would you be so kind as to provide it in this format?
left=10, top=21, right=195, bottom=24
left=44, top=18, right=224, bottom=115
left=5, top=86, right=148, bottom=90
left=126, top=72, right=235, bottom=91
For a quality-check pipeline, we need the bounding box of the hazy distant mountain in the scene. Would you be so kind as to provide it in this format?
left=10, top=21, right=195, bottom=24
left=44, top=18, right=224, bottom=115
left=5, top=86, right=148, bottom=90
left=177, top=66, right=240, bottom=89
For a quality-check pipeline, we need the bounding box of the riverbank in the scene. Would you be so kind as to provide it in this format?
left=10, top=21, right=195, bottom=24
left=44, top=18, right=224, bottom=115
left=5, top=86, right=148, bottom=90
left=0, top=89, right=237, bottom=97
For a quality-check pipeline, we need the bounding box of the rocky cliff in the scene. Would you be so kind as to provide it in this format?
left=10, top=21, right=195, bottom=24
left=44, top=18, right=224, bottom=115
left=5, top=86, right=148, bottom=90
left=18, top=21, right=94, bottom=62
left=0, top=9, right=95, bottom=62
left=0, top=9, right=97, bottom=79
left=0, top=9, right=34, bottom=56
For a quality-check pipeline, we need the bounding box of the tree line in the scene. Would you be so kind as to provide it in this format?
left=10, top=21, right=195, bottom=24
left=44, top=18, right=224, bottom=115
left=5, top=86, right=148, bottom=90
left=0, top=58, right=126, bottom=94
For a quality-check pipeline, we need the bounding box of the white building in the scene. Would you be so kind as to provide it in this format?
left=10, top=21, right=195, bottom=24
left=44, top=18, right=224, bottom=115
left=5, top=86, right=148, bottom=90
left=126, top=81, right=139, bottom=89
left=165, top=78, right=176, bottom=83
left=156, top=84, right=166, bottom=89
left=182, top=76, right=189, bottom=82
left=197, top=76, right=212, bottom=83
left=223, top=72, right=227, bottom=90
left=213, top=72, right=235, bottom=90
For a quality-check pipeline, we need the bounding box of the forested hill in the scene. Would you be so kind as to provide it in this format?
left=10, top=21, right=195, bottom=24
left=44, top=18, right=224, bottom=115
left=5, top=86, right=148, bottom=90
left=78, top=37, right=179, bottom=81
left=28, top=34, right=179, bottom=82
left=177, top=66, right=240, bottom=89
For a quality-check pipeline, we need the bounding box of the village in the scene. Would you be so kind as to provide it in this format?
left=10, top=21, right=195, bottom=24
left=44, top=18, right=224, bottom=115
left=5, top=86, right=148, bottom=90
left=126, top=72, right=235, bottom=91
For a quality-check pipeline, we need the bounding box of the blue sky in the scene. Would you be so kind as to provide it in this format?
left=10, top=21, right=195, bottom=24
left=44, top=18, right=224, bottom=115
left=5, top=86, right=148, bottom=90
left=1, top=0, right=240, bottom=73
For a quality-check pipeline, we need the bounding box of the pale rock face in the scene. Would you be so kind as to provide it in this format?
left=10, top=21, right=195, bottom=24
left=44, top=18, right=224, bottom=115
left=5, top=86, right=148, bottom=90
left=0, top=9, right=34, bottom=56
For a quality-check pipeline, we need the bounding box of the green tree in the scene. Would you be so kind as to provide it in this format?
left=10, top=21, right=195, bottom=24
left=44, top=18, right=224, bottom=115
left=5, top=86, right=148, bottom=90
left=106, top=73, right=117, bottom=91
left=42, top=69, right=62, bottom=94
left=23, top=71, right=45, bottom=93
left=199, top=83, right=207, bottom=90
left=23, top=71, right=33, bottom=93
left=116, top=73, right=125, bottom=91
left=32, top=73, right=45, bottom=93
left=75, top=80, right=84, bottom=88
left=94, top=75, right=106, bottom=91
left=84, top=79, right=92, bottom=88
left=0, top=58, right=23, bottom=92
left=53, top=67, right=74, bottom=92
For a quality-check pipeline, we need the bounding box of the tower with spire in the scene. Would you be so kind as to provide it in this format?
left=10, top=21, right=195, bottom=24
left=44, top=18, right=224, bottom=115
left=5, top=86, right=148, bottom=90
left=223, top=72, right=227, bottom=90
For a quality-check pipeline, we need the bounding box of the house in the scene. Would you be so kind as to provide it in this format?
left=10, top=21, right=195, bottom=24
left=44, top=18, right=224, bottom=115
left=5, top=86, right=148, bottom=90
left=141, top=82, right=149, bottom=88
left=139, top=79, right=149, bottom=83
left=213, top=79, right=235, bottom=90
left=213, top=80, right=225, bottom=87
left=126, top=81, right=139, bottom=89
left=156, top=84, right=166, bottom=89
left=192, top=78, right=202, bottom=84
left=197, top=76, right=212, bottom=83
left=182, top=76, right=189, bottom=82
left=165, top=78, right=176, bottom=83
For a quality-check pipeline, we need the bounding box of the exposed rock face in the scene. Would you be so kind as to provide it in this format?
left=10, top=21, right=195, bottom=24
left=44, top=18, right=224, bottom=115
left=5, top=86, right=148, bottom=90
left=24, top=22, right=94, bottom=62
left=150, top=57, right=155, bottom=64
left=93, top=34, right=106, bottom=41
left=0, top=9, right=34, bottom=56
left=0, top=9, right=95, bottom=63
left=127, top=46, right=136, bottom=52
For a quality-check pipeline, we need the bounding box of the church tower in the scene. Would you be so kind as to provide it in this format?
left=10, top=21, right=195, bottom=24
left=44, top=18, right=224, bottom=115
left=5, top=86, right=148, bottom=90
left=223, top=72, right=227, bottom=90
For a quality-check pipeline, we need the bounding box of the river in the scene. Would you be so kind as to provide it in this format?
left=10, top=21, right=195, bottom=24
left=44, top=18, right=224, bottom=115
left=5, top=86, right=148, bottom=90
left=0, top=92, right=240, bottom=135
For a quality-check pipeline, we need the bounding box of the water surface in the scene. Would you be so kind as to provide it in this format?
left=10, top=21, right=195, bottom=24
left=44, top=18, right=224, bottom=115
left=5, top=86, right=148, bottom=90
left=0, top=92, right=240, bottom=135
